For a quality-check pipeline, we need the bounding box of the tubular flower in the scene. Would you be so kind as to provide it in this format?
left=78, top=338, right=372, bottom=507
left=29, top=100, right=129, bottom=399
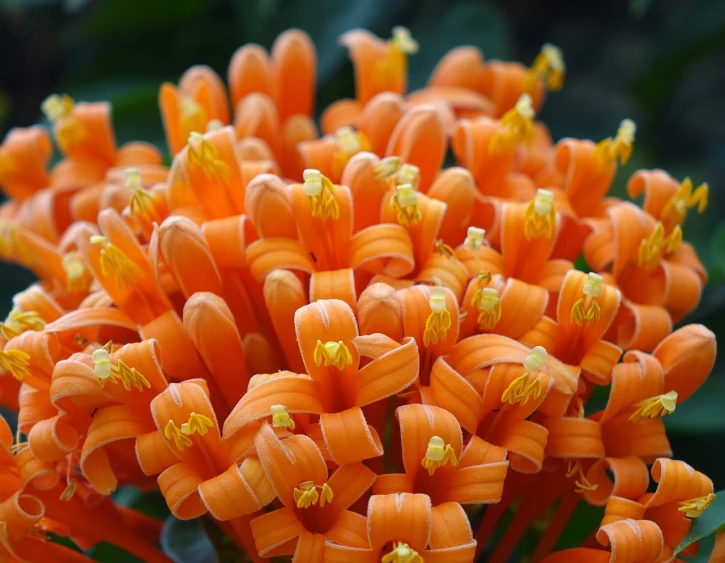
left=0, top=24, right=719, bottom=563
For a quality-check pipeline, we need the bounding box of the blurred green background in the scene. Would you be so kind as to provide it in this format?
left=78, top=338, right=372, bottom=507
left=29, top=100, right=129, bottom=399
left=0, top=0, right=724, bottom=559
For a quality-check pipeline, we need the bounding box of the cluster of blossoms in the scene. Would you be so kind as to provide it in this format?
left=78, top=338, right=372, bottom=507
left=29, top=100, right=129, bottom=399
left=0, top=26, right=720, bottom=563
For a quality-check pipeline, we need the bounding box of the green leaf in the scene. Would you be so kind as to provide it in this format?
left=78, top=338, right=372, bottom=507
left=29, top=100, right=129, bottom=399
left=711, top=221, right=725, bottom=277
left=675, top=490, right=725, bottom=554
left=665, top=377, right=725, bottom=434
left=161, top=516, right=218, bottom=563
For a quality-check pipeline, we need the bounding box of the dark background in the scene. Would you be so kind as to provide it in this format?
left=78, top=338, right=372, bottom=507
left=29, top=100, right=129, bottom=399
left=0, top=0, right=724, bottom=558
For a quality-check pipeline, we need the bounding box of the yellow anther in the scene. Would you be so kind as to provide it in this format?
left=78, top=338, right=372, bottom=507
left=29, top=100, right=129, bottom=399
left=90, top=235, right=142, bottom=291
left=661, top=178, right=709, bottom=231
left=375, top=156, right=402, bottom=180
left=293, top=481, right=334, bottom=509
left=629, top=390, right=678, bottom=423
left=391, top=26, right=419, bottom=55
left=423, top=287, right=451, bottom=347
left=333, top=126, right=371, bottom=174
left=394, top=163, right=420, bottom=187
left=528, top=43, right=566, bottom=92
left=0, top=349, right=31, bottom=381
left=435, top=240, right=456, bottom=260
left=41, top=94, right=75, bottom=122
left=0, top=310, right=45, bottom=340
left=41, top=94, right=85, bottom=149
left=566, top=460, right=580, bottom=479
left=502, top=346, right=547, bottom=406
left=678, top=493, right=715, bottom=519
left=303, top=169, right=340, bottom=220
left=382, top=541, right=424, bottom=563
left=206, top=119, right=223, bottom=133
left=570, top=272, right=604, bottom=326
left=421, top=435, right=458, bottom=476
left=59, top=480, right=76, bottom=502
left=636, top=222, right=681, bottom=269
left=471, top=287, right=502, bottom=331
left=490, top=94, right=536, bottom=153
left=270, top=405, right=295, bottom=431
left=62, top=251, right=92, bottom=294
left=181, top=412, right=214, bottom=437
left=524, top=189, right=556, bottom=240
left=91, top=348, right=150, bottom=391
left=476, top=270, right=493, bottom=286
left=313, top=340, right=353, bottom=370
left=595, top=119, right=636, bottom=169
left=391, top=184, right=422, bottom=226
left=179, top=97, right=207, bottom=136
left=565, top=460, right=599, bottom=494
left=116, top=360, right=151, bottom=391
left=186, top=132, right=230, bottom=184
left=164, top=420, right=193, bottom=451
left=126, top=167, right=158, bottom=222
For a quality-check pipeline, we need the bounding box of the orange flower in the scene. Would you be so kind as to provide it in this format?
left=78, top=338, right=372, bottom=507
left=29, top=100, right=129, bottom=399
left=224, top=299, right=418, bottom=465
left=325, top=493, right=476, bottom=562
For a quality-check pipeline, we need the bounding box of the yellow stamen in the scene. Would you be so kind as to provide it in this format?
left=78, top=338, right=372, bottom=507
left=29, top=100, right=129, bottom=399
left=423, top=287, right=451, bottom=347
left=181, top=412, right=214, bottom=437
left=501, top=346, right=547, bottom=406
left=435, top=240, right=456, bottom=260
left=375, top=156, right=402, bottom=180
left=382, top=541, right=424, bottom=563
left=41, top=94, right=85, bottom=149
left=594, top=119, right=636, bottom=169
left=0, top=349, right=31, bottom=381
left=333, top=126, right=371, bottom=174
left=629, top=390, right=678, bottom=423
left=678, top=493, right=714, bottom=518
left=164, top=420, right=193, bottom=451
left=90, top=235, right=143, bottom=291
left=117, top=360, right=151, bottom=391
left=471, top=287, right=502, bottom=331
left=313, top=340, right=353, bottom=370
left=62, top=251, right=92, bottom=294
left=421, top=435, right=458, bottom=476
left=186, top=132, right=230, bottom=184
left=91, top=348, right=116, bottom=387
left=0, top=309, right=45, bottom=340
left=490, top=94, right=536, bottom=153
left=126, top=167, right=158, bottom=222
left=661, top=177, right=709, bottom=231
left=524, top=189, right=556, bottom=240
left=270, top=405, right=295, bottom=431
left=636, top=222, right=681, bottom=269
left=566, top=460, right=599, bottom=494
left=463, top=226, right=487, bottom=275
left=391, top=184, right=422, bottom=226
left=91, top=348, right=150, bottom=391
left=391, top=26, right=419, bottom=55
left=179, top=97, right=207, bottom=137
left=59, top=479, right=76, bottom=502
left=394, top=163, right=420, bottom=187
left=570, top=272, right=603, bottom=326
left=293, top=481, right=334, bottom=509
left=303, top=168, right=340, bottom=220
left=528, top=43, right=566, bottom=91
left=371, top=27, right=417, bottom=104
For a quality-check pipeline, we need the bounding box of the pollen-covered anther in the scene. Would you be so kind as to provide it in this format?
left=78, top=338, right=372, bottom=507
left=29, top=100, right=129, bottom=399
left=41, top=93, right=85, bottom=148
left=391, top=27, right=419, bottom=55
left=490, top=94, right=536, bottom=152
left=91, top=348, right=150, bottom=391
left=91, top=348, right=116, bottom=387
left=661, top=177, right=709, bottom=230
left=375, top=156, right=402, bottom=180
left=0, top=309, right=45, bottom=340
left=423, top=287, right=451, bottom=347
left=164, top=420, right=193, bottom=451
left=186, top=131, right=230, bottom=183
left=524, top=189, right=556, bottom=240
left=0, top=349, right=31, bottom=381
left=528, top=43, right=566, bottom=91
left=502, top=346, right=547, bottom=405
left=391, top=183, right=422, bottom=226
left=595, top=118, right=636, bottom=168
left=333, top=126, right=371, bottom=174
left=394, top=163, right=420, bottom=187
left=313, top=340, right=353, bottom=370
left=382, top=541, right=424, bottom=563
left=570, top=272, right=604, bottom=326
left=463, top=226, right=487, bottom=274
left=126, top=167, right=158, bottom=221
left=303, top=168, right=340, bottom=220
left=90, top=235, right=143, bottom=291
left=293, top=481, right=334, bottom=509
left=270, top=404, right=295, bottom=431
left=181, top=412, right=214, bottom=437
left=678, top=493, right=715, bottom=518
left=629, top=390, right=678, bottom=423
left=421, top=435, right=458, bottom=476
left=471, top=287, right=502, bottom=331
left=636, top=222, right=681, bottom=269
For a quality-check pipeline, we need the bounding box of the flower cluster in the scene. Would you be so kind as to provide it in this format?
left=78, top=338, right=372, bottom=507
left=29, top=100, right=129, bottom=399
left=0, top=27, right=720, bottom=563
